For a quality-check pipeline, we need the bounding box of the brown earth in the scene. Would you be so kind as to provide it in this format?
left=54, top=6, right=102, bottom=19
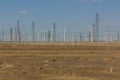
left=0, top=42, right=120, bottom=80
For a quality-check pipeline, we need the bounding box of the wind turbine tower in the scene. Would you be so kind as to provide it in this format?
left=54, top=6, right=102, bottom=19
left=64, top=29, right=66, bottom=42
left=10, top=27, right=13, bottom=41
left=2, top=29, right=4, bottom=41
left=117, top=31, right=120, bottom=41
left=88, top=25, right=93, bottom=42
left=48, top=30, right=51, bottom=42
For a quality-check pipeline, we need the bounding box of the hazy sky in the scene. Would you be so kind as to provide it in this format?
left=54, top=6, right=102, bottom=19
left=0, top=0, right=120, bottom=33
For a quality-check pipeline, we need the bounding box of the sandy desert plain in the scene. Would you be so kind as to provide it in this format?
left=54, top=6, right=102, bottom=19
left=0, top=42, right=120, bottom=80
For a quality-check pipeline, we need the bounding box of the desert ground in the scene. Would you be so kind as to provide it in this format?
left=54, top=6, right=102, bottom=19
left=0, top=42, right=120, bottom=80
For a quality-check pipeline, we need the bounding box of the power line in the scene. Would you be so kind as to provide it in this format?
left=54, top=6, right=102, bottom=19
left=53, top=22, right=56, bottom=42
left=32, top=21, right=35, bottom=41
left=17, top=20, right=21, bottom=42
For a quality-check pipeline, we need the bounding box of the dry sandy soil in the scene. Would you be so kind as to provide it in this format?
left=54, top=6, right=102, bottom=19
left=0, top=42, right=120, bottom=80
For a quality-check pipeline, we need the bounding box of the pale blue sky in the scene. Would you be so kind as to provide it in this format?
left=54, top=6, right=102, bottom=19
left=0, top=0, right=120, bottom=33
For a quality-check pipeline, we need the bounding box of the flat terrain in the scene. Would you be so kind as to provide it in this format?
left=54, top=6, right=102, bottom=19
left=0, top=42, right=120, bottom=80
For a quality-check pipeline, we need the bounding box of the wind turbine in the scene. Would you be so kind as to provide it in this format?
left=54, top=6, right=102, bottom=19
left=36, top=31, right=40, bottom=42
left=38, top=29, right=44, bottom=42
left=64, top=27, right=67, bottom=42
left=43, top=31, right=47, bottom=42
left=50, top=28, right=53, bottom=42
left=88, top=25, right=93, bottom=42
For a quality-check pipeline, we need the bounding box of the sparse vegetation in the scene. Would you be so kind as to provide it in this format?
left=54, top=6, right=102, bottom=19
left=0, top=42, right=120, bottom=80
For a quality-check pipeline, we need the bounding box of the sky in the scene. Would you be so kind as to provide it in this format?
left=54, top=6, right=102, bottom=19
left=0, top=0, right=120, bottom=33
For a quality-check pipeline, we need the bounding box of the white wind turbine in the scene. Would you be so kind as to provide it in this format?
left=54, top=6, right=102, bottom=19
left=88, top=25, right=93, bottom=42
left=64, top=27, right=67, bottom=42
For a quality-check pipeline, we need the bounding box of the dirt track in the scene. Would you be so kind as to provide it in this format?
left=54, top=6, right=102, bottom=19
left=0, top=42, right=120, bottom=80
